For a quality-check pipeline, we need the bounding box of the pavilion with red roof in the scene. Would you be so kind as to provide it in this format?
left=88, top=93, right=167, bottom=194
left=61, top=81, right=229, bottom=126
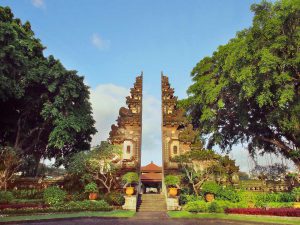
left=140, top=161, right=162, bottom=193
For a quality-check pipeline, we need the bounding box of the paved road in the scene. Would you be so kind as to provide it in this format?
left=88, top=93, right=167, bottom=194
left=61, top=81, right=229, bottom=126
left=2, top=218, right=276, bottom=225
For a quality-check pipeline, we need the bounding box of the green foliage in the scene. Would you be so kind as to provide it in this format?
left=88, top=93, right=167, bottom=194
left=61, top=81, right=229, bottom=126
left=179, top=194, right=203, bottom=205
left=201, top=181, right=221, bottom=195
left=104, top=192, right=125, bottom=206
left=183, top=200, right=208, bottom=212
left=62, top=200, right=111, bottom=211
left=183, top=0, right=300, bottom=167
left=122, top=172, right=139, bottom=187
left=84, top=182, right=98, bottom=193
left=292, top=187, right=300, bottom=199
left=263, top=202, right=294, bottom=208
left=12, top=189, right=43, bottom=199
left=70, top=192, right=87, bottom=201
left=255, top=192, right=295, bottom=203
left=164, top=175, right=180, bottom=187
left=217, top=186, right=240, bottom=202
left=0, top=6, right=96, bottom=176
left=0, top=191, right=14, bottom=203
left=237, top=191, right=258, bottom=204
left=0, top=200, right=112, bottom=214
left=43, top=186, right=67, bottom=206
left=183, top=200, right=248, bottom=213
left=208, top=201, right=223, bottom=213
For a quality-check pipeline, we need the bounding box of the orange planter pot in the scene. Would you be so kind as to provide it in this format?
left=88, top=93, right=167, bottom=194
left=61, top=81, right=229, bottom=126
left=89, top=192, right=98, bottom=200
left=168, top=188, right=178, bottom=197
left=205, top=193, right=214, bottom=202
left=126, top=187, right=134, bottom=196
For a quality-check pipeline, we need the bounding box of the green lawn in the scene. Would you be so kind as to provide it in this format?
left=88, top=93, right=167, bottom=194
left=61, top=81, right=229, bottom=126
left=0, top=210, right=135, bottom=223
left=168, top=211, right=300, bottom=225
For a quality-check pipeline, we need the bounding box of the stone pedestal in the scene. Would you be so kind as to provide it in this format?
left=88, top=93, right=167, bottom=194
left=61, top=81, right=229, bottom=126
left=122, top=196, right=137, bottom=211
left=166, top=197, right=181, bottom=210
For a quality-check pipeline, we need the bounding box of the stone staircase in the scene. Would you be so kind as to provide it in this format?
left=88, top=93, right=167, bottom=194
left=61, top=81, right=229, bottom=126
left=136, top=194, right=166, bottom=212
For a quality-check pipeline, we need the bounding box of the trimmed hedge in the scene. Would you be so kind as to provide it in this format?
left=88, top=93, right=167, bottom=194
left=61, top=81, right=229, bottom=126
left=183, top=200, right=249, bottom=213
left=225, top=208, right=300, bottom=217
left=0, top=200, right=112, bottom=215
left=0, top=191, right=14, bottom=203
left=12, top=189, right=43, bottom=199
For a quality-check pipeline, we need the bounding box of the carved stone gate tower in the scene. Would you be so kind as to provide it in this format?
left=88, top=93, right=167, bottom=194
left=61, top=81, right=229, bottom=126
left=161, top=74, right=198, bottom=174
left=108, top=74, right=143, bottom=173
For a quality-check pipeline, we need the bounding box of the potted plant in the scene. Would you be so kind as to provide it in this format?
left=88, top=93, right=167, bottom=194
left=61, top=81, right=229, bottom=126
left=84, top=182, right=98, bottom=200
left=122, top=172, right=139, bottom=196
left=201, top=181, right=221, bottom=202
left=164, top=175, right=180, bottom=197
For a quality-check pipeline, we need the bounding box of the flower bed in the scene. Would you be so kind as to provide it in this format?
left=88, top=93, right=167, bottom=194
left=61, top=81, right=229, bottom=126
left=0, top=203, right=48, bottom=210
left=225, top=208, right=300, bottom=217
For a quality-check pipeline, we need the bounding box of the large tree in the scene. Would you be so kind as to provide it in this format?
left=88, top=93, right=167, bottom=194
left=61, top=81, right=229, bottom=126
left=182, top=0, right=300, bottom=168
left=0, top=7, right=96, bottom=175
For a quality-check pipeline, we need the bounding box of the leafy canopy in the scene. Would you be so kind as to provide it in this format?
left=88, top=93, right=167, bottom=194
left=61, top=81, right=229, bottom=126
left=0, top=6, right=96, bottom=175
left=182, top=0, right=300, bottom=168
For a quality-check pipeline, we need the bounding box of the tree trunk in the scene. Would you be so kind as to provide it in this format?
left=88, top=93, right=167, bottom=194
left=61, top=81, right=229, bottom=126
left=4, top=179, right=7, bottom=191
left=192, top=184, right=199, bottom=196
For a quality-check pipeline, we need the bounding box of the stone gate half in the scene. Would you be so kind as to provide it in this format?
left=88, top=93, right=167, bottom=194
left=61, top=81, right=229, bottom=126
left=108, top=74, right=143, bottom=173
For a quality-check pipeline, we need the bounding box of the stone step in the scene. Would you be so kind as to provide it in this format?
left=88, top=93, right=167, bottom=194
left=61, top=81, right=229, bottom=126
left=136, top=194, right=166, bottom=212
left=138, top=207, right=167, bottom=210
left=138, top=208, right=167, bottom=212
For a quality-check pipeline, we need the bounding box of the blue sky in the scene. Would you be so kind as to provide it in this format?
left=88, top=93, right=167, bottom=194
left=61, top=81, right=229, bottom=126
left=3, top=0, right=285, bottom=172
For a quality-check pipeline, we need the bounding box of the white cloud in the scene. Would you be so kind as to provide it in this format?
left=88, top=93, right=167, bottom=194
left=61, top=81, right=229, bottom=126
left=91, top=34, right=110, bottom=50
left=31, top=0, right=45, bottom=9
left=90, top=84, right=129, bottom=146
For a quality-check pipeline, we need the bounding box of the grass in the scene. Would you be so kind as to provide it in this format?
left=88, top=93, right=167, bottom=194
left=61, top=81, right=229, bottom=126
left=0, top=210, right=135, bottom=222
left=168, top=211, right=300, bottom=225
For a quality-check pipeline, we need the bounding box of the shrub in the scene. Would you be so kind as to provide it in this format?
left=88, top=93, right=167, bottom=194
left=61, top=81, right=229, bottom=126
left=208, top=201, right=223, bottom=213
left=12, top=189, right=43, bottom=199
left=71, top=192, right=87, bottom=201
left=237, top=191, right=257, bottom=204
left=217, top=187, right=240, bottom=202
left=179, top=194, right=202, bottom=205
left=255, top=192, right=295, bottom=203
left=265, top=202, right=294, bottom=208
left=84, top=182, right=98, bottom=193
left=105, top=192, right=125, bottom=206
left=62, top=200, right=111, bottom=211
left=122, top=172, right=139, bottom=187
left=11, top=199, right=44, bottom=204
left=201, top=181, right=221, bottom=195
left=279, top=192, right=295, bottom=202
left=292, top=187, right=300, bottom=201
left=183, top=200, right=208, bottom=212
left=164, top=175, right=180, bottom=187
left=0, top=191, right=14, bottom=203
left=43, top=186, right=66, bottom=206
left=182, top=200, right=249, bottom=212
left=0, top=200, right=112, bottom=214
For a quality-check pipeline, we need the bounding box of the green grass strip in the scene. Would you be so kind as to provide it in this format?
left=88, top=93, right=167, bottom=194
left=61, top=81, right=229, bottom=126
left=168, top=211, right=300, bottom=225
left=0, top=210, right=135, bottom=222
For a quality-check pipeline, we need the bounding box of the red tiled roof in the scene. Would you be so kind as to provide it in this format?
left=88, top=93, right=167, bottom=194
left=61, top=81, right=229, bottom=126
left=141, top=172, right=162, bottom=181
left=141, top=162, right=162, bottom=172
